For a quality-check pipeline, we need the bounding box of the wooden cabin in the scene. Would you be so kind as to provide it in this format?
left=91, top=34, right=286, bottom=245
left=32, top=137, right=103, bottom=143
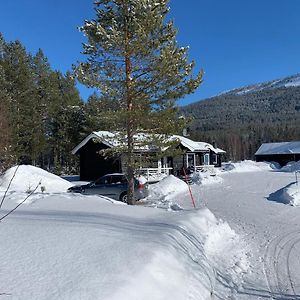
left=255, top=142, right=300, bottom=166
left=72, top=131, right=226, bottom=181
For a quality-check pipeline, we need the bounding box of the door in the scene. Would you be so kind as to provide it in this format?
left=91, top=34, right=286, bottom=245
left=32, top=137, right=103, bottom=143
left=84, top=175, right=110, bottom=195
left=203, top=153, right=210, bottom=165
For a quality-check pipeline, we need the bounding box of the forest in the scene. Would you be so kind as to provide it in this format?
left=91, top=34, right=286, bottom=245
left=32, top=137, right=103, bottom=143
left=181, top=78, right=300, bottom=161
left=0, top=33, right=107, bottom=174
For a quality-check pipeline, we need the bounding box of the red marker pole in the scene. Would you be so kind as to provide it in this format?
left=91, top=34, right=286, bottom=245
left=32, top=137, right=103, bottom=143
left=182, top=167, right=196, bottom=209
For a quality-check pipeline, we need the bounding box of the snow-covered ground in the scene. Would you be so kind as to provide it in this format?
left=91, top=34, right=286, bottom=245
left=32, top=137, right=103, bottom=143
left=0, top=162, right=300, bottom=299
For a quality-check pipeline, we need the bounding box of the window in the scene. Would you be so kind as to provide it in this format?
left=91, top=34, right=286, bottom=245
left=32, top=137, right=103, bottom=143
left=110, top=175, right=127, bottom=184
left=212, top=154, right=218, bottom=164
left=95, top=176, right=109, bottom=185
left=187, top=153, right=195, bottom=167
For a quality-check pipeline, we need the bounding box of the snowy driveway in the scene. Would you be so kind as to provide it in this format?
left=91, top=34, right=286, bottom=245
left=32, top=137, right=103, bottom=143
left=195, top=170, right=300, bottom=299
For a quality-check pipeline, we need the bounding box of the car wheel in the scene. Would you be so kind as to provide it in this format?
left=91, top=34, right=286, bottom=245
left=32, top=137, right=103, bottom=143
left=119, top=192, right=128, bottom=203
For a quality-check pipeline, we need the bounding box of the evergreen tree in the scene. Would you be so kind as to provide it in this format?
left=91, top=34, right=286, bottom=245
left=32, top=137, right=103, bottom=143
left=31, top=48, right=52, bottom=166
left=2, top=40, right=38, bottom=163
left=0, top=65, right=14, bottom=172
left=47, top=71, right=84, bottom=173
left=77, top=0, right=203, bottom=204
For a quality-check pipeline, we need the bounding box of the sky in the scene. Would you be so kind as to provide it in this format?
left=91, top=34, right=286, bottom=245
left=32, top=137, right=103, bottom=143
left=0, top=0, right=300, bottom=106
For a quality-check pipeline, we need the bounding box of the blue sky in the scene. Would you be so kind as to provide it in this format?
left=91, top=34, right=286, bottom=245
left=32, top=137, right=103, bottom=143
left=1, top=0, right=300, bottom=105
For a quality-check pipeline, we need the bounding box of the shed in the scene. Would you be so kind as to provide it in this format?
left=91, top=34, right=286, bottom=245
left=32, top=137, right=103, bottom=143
left=255, top=142, right=300, bottom=166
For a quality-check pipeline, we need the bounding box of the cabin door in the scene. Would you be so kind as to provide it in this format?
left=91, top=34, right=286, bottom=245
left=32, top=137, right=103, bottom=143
left=203, top=153, right=210, bottom=165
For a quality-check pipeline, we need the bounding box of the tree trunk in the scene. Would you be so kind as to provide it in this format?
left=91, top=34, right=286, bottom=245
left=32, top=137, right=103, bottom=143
left=124, top=1, right=135, bottom=205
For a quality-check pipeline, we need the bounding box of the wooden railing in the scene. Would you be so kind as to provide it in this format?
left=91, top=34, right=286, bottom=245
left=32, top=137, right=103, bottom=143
left=136, top=167, right=173, bottom=181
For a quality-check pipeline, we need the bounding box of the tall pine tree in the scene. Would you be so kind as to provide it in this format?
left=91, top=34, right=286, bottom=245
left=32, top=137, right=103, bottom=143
left=77, top=0, right=203, bottom=204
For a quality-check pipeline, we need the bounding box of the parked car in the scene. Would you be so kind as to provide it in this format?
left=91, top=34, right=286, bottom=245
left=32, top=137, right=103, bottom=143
left=67, top=173, right=148, bottom=203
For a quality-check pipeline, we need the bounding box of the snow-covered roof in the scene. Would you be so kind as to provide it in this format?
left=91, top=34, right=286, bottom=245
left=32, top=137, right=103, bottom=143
left=171, top=135, right=224, bottom=153
left=72, top=131, right=119, bottom=154
left=72, top=131, right=226, bottom=155
left=255, top=142, right=300, bottom=155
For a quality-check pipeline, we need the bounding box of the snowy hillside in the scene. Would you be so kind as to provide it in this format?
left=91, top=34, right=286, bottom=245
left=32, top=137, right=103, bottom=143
left=221, top=73, right=300, bottom=96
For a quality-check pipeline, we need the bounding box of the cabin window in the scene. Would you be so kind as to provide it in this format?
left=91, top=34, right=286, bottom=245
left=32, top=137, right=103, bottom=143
left=186, top=153, right=195, bottom=168
left=212, top=154, right=218, bottom=164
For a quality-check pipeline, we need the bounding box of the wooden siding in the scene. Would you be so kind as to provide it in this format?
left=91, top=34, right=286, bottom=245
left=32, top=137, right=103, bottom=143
left=255, top=153, right=300, bottom=167
left=78, top=140, right=121, bottom=181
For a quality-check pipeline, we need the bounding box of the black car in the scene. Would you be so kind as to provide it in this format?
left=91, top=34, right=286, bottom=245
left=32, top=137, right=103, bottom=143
left=67, top=173, right=148, bottom=202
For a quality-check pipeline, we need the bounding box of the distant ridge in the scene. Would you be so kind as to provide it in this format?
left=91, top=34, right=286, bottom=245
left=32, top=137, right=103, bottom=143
left=181, top=73, right=300, bottom=161
left=218, top=73, right=300, bottom=97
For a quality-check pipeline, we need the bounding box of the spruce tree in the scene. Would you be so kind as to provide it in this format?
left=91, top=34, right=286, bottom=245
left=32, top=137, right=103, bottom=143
left=77, top=0, right=203, bottom=204
left=0, top=65, right=14, bottom=172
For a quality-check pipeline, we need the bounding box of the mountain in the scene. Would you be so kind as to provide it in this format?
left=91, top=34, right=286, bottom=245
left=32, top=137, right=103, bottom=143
left=180, top=74, right=300, bottom=161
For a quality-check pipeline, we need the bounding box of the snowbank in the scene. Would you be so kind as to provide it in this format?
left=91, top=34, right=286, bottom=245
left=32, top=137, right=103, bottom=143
left=191, top=171, right=223, bottom=185
left=279, top=161, right=300, bottom=172
left=269, top=182, right=300, bottom=206
left=222, top=160, right=277, bottom=173
left=147, top=175, right=188, bottom=201
left=142, top=175, right=189, bottom=210
left=0, top=168, right=252, bottom=299
left=109, top=208, right=249, bottom=300
left=0, top=165, right=72, bottom=193
left=181, top=209, right=250, bottom=285
left=284, top=183, right=300, bottom=206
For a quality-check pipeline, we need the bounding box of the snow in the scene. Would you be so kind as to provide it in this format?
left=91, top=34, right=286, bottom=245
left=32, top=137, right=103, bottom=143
left=221, top=160, right=276, bottom=173
left=73, top=131, right=225, bottom=155
left=1, top=162, right=300, bottom=299
left=284, top=182, right=300, bottom=206
left=0, top=166, right=251, bottom=299
left=191, top=170, right=223, bottom=185
left=268, top=181, right=300, bottom=206
left=0, top=165, right=73, bottom=193
left=219, top=74, right=300, bottom=97
left=195, top=167, right=300, bottom=298
left=278, top=160, right=300, bottom=172
left=143, top=175, right=188, bottom=209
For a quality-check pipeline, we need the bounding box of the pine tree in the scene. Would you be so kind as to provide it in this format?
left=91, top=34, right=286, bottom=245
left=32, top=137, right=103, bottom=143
left=0, top=65, right=14, bottom=172
left=1, top=41, right=39, bottom=163
left=77, top=0, right=203, bottom=204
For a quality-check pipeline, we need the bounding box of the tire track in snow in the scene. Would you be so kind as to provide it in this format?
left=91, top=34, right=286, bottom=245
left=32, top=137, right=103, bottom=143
left=286, top=237, right=300, bottom=295
left=263, top=230, right=300, bottom=299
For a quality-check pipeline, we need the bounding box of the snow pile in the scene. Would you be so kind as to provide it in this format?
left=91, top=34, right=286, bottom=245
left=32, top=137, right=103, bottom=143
left=0, top=189, right=250, bottom=300
left=0, top=165, right=72, bottom=193
left=147, top=175, right=188, bottom=200
left=110, top=209, right=250, bottom=300
left=222, top=160, right=276, bottom=173
left=279, top=161, right=300, bottom=172
left=191, top=171, right=223, bottom=185
left=143, top=175, right=189, bottom=210
left=284, top=183, right=300, bottom=206
left=179, top=209, right=250, bottom=294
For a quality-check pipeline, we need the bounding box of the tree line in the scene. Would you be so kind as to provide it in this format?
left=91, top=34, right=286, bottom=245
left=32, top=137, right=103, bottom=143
left=181, top=83, right=300, bottom=161
left=0, top=33, right=112, bottom=174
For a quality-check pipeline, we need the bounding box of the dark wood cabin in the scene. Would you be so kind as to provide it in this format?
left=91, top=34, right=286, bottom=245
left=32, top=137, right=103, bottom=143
left=72, top=131, right=226, bottom=181
left=255, top=142, right=300, bottom=166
